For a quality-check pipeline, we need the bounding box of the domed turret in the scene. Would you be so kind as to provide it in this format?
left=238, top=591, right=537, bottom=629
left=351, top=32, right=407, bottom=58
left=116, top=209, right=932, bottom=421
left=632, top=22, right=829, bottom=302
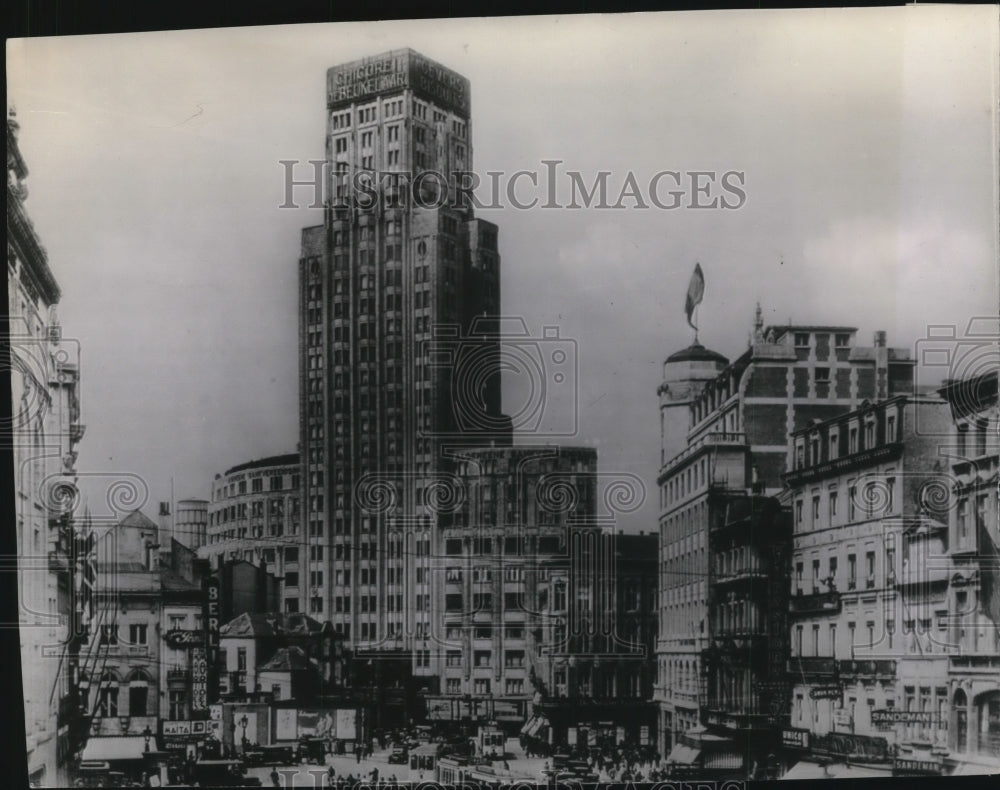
left=658, top=343, right=728, bottom=467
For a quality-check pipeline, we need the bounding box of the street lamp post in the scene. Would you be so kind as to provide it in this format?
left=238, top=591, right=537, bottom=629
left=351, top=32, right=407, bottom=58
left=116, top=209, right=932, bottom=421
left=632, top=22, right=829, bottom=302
left=239, top=715, right=249, bottom=752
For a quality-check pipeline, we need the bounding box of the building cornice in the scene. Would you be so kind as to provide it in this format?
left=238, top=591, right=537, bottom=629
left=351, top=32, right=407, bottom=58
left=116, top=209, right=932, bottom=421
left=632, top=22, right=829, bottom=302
left=8, top=190, right=61, bottom=304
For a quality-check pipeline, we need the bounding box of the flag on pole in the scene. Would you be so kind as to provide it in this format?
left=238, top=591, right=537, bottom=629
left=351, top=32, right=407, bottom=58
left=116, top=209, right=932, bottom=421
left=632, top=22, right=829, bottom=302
left=685, top=263, right=705, bottom=330
left=74, top=512, right=97, bottom=636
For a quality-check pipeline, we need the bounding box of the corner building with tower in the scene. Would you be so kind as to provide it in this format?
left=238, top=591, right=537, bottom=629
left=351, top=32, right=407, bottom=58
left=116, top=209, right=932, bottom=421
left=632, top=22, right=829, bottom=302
left=297, top=49, right=511, bottom=698
left=654, top=308, right=916, bottom=776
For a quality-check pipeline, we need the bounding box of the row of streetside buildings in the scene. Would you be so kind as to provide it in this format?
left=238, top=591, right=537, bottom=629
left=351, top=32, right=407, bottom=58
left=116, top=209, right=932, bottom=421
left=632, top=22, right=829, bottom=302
left=69, top=506, right=357, bottom=781
left=8, top=107, right=87, bottom=787
left=654, top=310, right=1000, bottom=780
left=71, top=484, right=657, bottom=776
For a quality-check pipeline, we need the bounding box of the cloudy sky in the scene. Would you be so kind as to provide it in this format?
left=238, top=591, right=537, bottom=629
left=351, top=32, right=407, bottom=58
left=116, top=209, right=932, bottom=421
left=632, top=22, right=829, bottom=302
left=7, top=7, right=998, bottom=531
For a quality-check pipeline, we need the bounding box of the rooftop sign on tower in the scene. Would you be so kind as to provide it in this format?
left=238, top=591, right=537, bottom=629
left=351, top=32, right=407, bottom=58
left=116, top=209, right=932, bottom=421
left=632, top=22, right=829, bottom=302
left=327, top=48, right=471, bottom=118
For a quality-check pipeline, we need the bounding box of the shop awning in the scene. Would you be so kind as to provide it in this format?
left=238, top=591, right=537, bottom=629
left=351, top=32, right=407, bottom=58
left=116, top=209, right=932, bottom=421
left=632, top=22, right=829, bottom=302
left=667, top=743, right=701, bottom=766
left=520, top=715, right=549, bottom=737
left=81, top=737, right=149, bottom=762
left=782, top=761, right=893, bottom=780
left=951, top=757, right=1000, bottom=777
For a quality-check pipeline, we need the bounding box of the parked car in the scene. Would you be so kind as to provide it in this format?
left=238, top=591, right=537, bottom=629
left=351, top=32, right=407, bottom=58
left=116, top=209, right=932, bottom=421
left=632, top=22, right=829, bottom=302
left=190, top=760, right=247, bottom=787
left=388, top=750, right=409, bottom=765
left=245, top=745, right=295, bottom=766
left=297, top=738, right=327, bottom=764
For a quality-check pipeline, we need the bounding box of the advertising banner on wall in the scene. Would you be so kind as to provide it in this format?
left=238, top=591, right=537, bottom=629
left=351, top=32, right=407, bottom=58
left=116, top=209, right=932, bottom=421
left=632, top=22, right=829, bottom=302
left=203, top=574, right=221, bottom=701
left=335, top=709, right=357, bottom=741
left=191, top=647, right=208, bottom=712
left=298, top=710, right=336, bottom=740
left=275, top=709, right=298, bottom=741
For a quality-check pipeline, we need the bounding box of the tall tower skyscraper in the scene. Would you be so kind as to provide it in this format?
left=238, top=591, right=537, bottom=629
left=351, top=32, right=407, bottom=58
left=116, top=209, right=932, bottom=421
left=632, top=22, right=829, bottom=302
left=297, top=50, right=510, bottom=679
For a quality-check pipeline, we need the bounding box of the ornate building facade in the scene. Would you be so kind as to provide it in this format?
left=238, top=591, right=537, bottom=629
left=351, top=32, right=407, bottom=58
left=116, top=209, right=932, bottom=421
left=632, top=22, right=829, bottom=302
left=654, top=309, right=916, bottom=765
left=8, top=107, right=86, bottom=786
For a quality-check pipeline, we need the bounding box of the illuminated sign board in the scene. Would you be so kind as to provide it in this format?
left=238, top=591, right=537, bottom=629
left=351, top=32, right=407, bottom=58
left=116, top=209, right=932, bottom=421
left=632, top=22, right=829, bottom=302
left=162, top=720, right=220, bottom=739
left=191, top=647, right=208, bottom=712
left=203, top=574, right=220, bottom=701
left=810, top=686, right=843, bottom=700
left=812, top=732, right=888, bottom=760
left=327, top=50, right=471, bottom=118
left=782, top=728, right=810, bottom=750
left=894, top=759, right=942, bottom=775
left=165, top=629, right=205, bottom=649
left=872, top=710, right=939, bottom=727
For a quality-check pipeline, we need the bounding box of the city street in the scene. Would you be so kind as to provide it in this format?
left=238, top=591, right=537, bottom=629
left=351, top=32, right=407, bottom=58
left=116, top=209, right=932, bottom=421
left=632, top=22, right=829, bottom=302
left=242, top=744, right=551, bottom=787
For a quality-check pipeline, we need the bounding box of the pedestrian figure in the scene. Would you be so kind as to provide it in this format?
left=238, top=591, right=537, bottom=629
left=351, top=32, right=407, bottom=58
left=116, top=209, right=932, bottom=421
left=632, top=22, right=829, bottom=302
left=271, top=768, right=281, bottom=788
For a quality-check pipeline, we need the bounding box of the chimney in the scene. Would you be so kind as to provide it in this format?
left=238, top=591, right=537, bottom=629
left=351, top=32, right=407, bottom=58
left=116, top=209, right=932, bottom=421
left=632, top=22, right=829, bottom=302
left=874, top=331, right=888, bottom=400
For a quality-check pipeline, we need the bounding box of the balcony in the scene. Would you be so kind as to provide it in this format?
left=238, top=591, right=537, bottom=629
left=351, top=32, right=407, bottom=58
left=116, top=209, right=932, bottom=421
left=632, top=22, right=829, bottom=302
left=785, top=441, right=903, bottom=486
left=661, top=432, right=748, bottom=480
left=790, top=591, right=841, bottom=617
left=70, top=422, right=86, bottom=444
left=787, top=656, right=837, bottom=678
left=711, top=625, right=767, bottom=642
left=713, top=567, right=768, bottom=586
left=167, top=669, right=189, bottom=684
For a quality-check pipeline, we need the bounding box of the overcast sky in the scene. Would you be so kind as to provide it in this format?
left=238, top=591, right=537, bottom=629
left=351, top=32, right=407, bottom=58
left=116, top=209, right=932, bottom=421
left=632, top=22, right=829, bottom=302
left=7, top=7, right=999, bottom=532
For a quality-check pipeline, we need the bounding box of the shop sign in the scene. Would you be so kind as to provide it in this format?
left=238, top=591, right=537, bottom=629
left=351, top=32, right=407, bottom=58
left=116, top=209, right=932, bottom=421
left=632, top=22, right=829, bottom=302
left=872, top=710, right=938, bottom=727
left=781, top=728, right=810, bottom=750
left=164, top=630, right=204, bottom=649
left=813, top=732, right=888, bottom=760
left=893, top=759, right=942, bottom=775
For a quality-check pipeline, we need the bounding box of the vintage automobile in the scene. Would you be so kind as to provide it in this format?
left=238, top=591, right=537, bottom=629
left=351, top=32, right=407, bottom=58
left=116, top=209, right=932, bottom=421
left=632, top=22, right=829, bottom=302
left=244, top=744, right=296, bottom=766
left=297, top=738, right=327, bottom=764
left=190, top=759, right=249, bottom=787
left=387, top=749, right=409, bottom=765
